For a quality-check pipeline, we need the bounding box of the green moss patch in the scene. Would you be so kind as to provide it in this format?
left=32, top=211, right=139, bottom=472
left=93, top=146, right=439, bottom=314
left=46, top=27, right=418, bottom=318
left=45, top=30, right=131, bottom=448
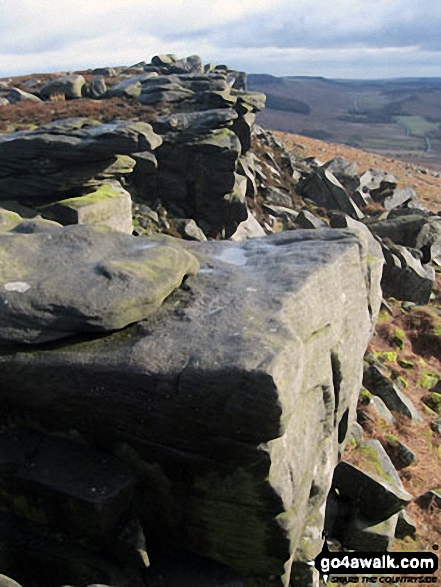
left=57, top=183, right=124, bottom=209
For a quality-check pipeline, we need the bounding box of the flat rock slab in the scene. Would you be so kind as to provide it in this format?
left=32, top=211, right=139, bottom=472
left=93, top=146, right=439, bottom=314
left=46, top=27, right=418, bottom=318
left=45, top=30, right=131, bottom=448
left=0, top=228, right=382, bottom=585
left=0, top=224, right=199, bottom=343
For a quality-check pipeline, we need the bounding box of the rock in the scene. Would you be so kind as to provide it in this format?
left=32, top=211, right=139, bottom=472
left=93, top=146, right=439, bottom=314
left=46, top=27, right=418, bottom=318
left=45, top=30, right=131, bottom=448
left=262, top=204, right=298, bottom=223
left=91, top=67, right=117, bottom=76
left=173, top=218, right=207, bottom=241
left=261, top=186, right=293, bottom=207
left=383, top=186, right=420, bottom=210
left=423, top=392, right=441, bottom=414
left=7, top=87, right=42, bottom=104
left=106, top=73, right=157, bottom=99
left=367, top=214, right=427, bottom=249
left=138, top=82, right=195, bottom=105
left=359, top=389, right=396, bottom=424
left=151, top=54, right=178, bottom=67
left=417, top=489, right=441, bottom=509
left=232, top=90, right=266, bottom=112
left=96, top=154, right=137, bottom=180
left=0, top=511, right=145, bottom=587
left=0, top=429, right=136, bottom=538
left=230, top=71, right=247, bottom=91
left=0, top=577, right=22, bottom=587
left=359, top=169, right=397, bottom=203
left=152, top=108, right=238, bottom=140
left=148, top=128, right=242, bottom=237
left=0, top=229, right=382, bottom=584
left=46, top=180, right=134, bottom=234
left=222, top=173, right=249, bottom=237
left=298, top=168, right=363, bottom=219
left=229, top=209, right=265, bottom=241
left=416, top=216, right=441, bottom=263
left=237, top=154, right=258, bottom=198
left=0, top=118, right=162, bottom=200
left=363, top=361, right=423, bottom=421
left=154, top=54, right=203, bottom=75
left=381, top=240, right=434, bottom=304
left=137, top=72, right=224, bottom=94
left=0, top=208, right=22, bottom=232
left=323, top=157, right=359, bottom=194
left=395, top=511, right=416, bottom=539
left=10, top=217, right=63, bottom=234
left=39, top=74, right=86, bottom=100
left=343, top=513, right=398, bottom=551
left=332, top=440, right=412, bottom=522
left=384, top=435, right=416, bottom=468
left=0, top=98, right=9, bottom=106
left=89, top=76, right=107, bottom=99
left=231, top=100, right=255, bottom=153
left=296, top=210, right=326, bottom=229
left=349, top=421, right=364, bottom=445
left=0, top=225, right=199, bottom=343
left=431, top=416, right=441, bottom=434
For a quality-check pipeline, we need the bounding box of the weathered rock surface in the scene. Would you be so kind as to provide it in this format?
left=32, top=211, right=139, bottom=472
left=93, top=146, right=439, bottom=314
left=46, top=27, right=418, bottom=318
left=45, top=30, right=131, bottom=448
left=0, top=118, right=162, bottom=200
left=39, top=74, right=86, bottom=100
left=395, top=511, right=416, bottom=539
left=359, top=169, right=397, bottom=203
left=334, top=442, right=412, bottom=521
left=416, top=489, right=441, bottom=509
left=323, top=157, right=359, bottom=194
left=380, top=240, right=435, bottom=304
left=363, top=361, right=423, bottom=421
left=0, top=228, right=382, bottom=586
left=46, top=180, right=134, bottom=234
left=7, top=87, right=42, bottom=104
left=0, top=224, right=199, bottom=343
left=0, top=576, right=22, bottom=587
left=367, top=214, right=427, bottom=249
left=298, top=167, right=363, bottom=219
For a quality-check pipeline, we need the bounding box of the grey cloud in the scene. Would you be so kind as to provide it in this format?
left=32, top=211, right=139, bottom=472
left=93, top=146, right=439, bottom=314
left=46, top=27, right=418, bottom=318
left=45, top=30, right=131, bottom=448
left=199, top=2, right=441, bottom=52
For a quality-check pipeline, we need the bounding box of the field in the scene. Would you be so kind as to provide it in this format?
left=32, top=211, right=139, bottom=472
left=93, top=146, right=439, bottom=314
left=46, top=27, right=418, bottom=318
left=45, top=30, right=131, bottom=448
left=249, top=75, right=441, bottom=169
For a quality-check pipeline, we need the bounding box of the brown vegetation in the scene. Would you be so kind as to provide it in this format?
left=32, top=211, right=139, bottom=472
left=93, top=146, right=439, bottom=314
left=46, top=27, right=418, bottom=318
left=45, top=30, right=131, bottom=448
left=0, top=96, right=156, bottom=132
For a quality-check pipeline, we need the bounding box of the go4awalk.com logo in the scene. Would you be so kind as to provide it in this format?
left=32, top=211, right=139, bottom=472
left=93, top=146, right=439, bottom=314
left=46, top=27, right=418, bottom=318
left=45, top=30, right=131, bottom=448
left=314, top=541, right=439, bottom=584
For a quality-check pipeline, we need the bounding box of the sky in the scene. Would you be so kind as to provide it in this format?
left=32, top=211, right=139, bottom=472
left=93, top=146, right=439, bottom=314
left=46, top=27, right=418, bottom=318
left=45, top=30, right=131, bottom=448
left=1, top=0, right=441, bottom=79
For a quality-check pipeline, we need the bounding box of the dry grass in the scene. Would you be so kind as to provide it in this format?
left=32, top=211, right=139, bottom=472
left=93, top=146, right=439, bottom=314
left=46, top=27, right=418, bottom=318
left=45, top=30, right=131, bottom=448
left=277, top=131, right=441, bottom=213
left=0, top=96, right=156, bottom=132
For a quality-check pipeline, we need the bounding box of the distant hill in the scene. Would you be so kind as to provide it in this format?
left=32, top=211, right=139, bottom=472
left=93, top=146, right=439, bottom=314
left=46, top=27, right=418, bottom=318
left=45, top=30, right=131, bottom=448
left=248, top=74, right=441, bottom=167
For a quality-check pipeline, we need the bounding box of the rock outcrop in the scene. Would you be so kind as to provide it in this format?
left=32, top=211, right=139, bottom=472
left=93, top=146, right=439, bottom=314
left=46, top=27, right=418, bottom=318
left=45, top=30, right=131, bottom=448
left=0, top=228, right=382, bottom=586
left=2, top=51, right=441, bottom=587
left=0, top=224, right=199, bottom=343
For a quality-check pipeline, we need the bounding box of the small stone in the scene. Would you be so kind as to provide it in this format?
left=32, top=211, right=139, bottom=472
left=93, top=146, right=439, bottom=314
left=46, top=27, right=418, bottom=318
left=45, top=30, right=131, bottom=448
left=430, top=417, right=441, bottom=434
left=417, top=489, right=441, bottom=509
left=384, top=435, right=416, bottom=468
left=395, top=510, right=416, bottom=539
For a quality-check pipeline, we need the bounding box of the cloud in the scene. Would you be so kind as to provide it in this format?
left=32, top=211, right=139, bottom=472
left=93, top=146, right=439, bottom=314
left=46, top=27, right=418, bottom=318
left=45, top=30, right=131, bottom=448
left=1, top=0, right=441, bottom=78
left=0, top=0, right=273, bottom=55
left=207, top=0, right=441, bottom=51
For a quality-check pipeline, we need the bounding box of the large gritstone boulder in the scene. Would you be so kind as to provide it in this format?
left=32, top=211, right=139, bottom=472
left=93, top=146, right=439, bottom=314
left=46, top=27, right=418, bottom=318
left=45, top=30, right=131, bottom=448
left=0, top=228, right=382, bottom=586
left=0, top=224, right=199, bottom=344
left=0, top=118, right=162, bottom=200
